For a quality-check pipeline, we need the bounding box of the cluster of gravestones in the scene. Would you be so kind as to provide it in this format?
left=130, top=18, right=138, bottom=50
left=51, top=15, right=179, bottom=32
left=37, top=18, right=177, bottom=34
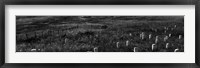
left=87, top=25, right=183, bottom=52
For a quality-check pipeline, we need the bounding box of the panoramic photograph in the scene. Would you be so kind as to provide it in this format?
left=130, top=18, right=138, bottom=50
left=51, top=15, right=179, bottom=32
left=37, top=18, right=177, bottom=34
left=16, top=16, right=184, bottom=52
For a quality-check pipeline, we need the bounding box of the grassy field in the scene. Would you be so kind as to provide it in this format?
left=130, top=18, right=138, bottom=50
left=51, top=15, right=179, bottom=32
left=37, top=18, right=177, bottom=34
left=16, top=16, right=184, bottom=52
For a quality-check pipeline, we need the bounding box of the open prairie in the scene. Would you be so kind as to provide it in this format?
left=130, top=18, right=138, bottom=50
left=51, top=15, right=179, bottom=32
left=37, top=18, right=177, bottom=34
left=16, top=16, right=184, bottom=52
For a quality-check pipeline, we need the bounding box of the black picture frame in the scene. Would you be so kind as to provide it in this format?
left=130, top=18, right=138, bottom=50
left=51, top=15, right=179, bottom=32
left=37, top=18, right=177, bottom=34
left=0, top=0, right=200, bottom=68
